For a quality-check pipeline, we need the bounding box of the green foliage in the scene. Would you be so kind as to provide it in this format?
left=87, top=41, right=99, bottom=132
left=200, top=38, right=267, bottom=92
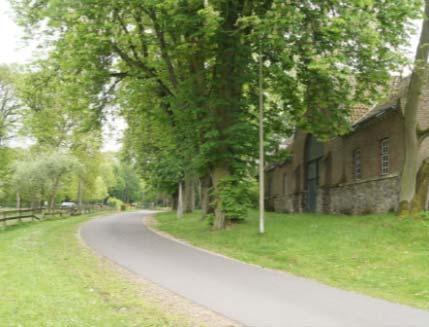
left=11, top=0, right=422, bottom=223
left=17, top=66, right=103, bottom=150
left=0, top=148, right=12, bottom=201
left=0, top=65, right=22, bottom=147
left=215, top=176, right=255, bottom=222
left=107, top=197, right=124, bottom=210
left=12, top=151, right=81, bottom=207
left=267, top=148, right=292, bottom=166
left=108, top=162, right=142, bottom=204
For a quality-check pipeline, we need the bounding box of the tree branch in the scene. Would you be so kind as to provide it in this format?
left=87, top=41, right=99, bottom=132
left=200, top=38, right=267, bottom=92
left=110, top=43, right=174, bottom=98
left=114, top=10, right=143, bottom=63
left=133, top=8, right=149, bottom=58
left=147, top=9, right=179, bottom=89
left=418, top=127, right=429, bottom=143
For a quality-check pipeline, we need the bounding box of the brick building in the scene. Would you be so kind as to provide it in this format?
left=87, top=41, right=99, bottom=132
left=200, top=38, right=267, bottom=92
left=265, top=79, right=429, bottom=214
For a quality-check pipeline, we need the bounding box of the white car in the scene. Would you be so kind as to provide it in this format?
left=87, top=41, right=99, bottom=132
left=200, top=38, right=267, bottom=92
left=60, top=202, right=77, bottom=209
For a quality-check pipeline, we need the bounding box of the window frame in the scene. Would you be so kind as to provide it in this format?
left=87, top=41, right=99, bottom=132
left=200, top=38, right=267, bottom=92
left=283, top=173, right=288, bottom=195
left=380, top=138, right=390, bottom=176
left=352, top=148, right=362, bottom=180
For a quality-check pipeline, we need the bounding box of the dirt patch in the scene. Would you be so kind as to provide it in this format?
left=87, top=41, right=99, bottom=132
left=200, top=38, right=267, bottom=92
left=103, top=259, right=240, bottom=327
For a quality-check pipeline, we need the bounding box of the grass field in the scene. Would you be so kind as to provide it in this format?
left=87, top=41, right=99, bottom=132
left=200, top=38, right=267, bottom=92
left=156, top=210, right=429, bottom=310
left=0, top=213, right=186, bottom=326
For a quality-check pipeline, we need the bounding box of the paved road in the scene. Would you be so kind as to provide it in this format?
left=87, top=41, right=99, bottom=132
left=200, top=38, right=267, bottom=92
left=80, top=211, right=429, bottom=327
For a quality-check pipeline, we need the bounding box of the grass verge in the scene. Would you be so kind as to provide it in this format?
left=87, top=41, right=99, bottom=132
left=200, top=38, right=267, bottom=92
left=0, top=213, right=187, bottom=326
left=156, top=210, right=429, bottom=310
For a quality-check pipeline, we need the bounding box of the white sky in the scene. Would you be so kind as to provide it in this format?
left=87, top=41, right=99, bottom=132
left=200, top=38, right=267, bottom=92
left=0, top=0, right=422, bottom=150
left=0, top=0, right=37, bottom=64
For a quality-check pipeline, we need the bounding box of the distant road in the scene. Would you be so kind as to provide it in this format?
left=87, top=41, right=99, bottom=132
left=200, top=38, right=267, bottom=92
left=81, top=211, right=429, bottom=327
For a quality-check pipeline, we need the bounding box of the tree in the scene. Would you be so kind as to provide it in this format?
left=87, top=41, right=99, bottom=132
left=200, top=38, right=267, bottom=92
left=109, top=162, right=142, bottom=204
left=12, top=152, right=81, bottom=209
left=12, top=0, right=421, bottom=228
left=16, top=62, right=112, bottom=207
left=398, top=0, right=429, bottom=216
left=0, top=65, right=21, bottom=147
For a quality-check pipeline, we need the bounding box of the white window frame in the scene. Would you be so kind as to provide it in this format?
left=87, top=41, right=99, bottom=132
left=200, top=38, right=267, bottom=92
left=380, top=138, right=390, bottom=176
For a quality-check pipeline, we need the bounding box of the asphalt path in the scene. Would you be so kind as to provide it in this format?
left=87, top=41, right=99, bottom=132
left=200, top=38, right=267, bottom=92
left=80, top=211, right=429, bottom=327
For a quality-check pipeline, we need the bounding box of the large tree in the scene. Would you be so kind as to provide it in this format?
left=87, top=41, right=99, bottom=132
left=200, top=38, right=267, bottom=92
left=12, top=152, right=80, bottom=208
left=398, top=0, right=429, bottom=216
left=0, top=65, right=21, bottom=147
left=12, top=0, right=420, bottom=228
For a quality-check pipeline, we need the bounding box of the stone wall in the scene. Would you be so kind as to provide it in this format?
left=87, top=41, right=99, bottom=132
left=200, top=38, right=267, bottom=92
left=272, top=193, right=303, bottom=213
left=270, top=175, right=400, bottom=215
left=326, top=175, right=399, bottom=215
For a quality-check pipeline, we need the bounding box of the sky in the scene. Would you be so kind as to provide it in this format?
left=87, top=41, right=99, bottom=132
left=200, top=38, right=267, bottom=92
left=0, top=0, right=422, bottom=150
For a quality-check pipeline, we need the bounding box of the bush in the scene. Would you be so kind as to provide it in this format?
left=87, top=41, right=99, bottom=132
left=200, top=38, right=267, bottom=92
left=214, top=176, right=255, bottom=222
left=107, top=197, right=123, bottom=210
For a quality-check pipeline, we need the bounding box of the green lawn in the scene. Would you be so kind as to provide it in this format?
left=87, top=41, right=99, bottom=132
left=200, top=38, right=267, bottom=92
left=156, top=210, right=429, bottom=310
left=0, top=213, right=186, bottom=326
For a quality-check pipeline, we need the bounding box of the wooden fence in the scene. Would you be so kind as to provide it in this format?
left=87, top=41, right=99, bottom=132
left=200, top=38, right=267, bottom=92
left=0, top=205, right=104, bottom=227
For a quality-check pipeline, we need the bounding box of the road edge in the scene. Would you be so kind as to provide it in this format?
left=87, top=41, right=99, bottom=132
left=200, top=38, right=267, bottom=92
left=78, top=211, right=241, bottom=327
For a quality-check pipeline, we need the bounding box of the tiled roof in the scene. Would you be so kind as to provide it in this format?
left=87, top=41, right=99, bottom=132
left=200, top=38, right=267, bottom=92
left=353, top=100, right=399, bottom=128
left=351, top=76, right=409, bottom=128
left=349, top=104, right=371, bottom=124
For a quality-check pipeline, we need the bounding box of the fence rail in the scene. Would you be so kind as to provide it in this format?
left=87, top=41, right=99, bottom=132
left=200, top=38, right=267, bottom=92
left=0, top=205, right=105, bottom=227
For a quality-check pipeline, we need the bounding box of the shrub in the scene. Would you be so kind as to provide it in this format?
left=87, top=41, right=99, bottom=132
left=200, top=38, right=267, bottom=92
left=214, top=176, right=255, bottom=222
left=107, top=197, right=123, bottom=210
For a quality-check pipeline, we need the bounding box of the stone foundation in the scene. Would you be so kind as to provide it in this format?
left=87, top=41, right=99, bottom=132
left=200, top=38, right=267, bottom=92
left=327, top=175, right=399, bottom=215
left=273, top=193, right=303, bottom=213
left=269, top=175, right=400, bottom=215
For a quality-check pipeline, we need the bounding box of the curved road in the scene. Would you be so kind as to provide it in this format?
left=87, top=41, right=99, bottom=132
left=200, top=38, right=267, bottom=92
left=81, top=211, right=429, bottom=327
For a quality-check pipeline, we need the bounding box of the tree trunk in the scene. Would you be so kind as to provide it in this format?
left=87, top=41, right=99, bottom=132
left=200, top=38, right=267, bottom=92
left=49, top=177, right=61, bottom=210
left=172, top=191, right=178, bottom=210
left=410, top=159, right=429, bottom=214
left=183, top=171, right=193, bottom=213
left=191, top=180, right=196, bottom=211
left=211, top=165, right=231, bottom=229
left=16, top=192, right=20, bottom=210
left=177, top=182, right=183, bottom=219
left=398, top=0, right=429, bottom=217
left=200, top=175, right=212, bottom=219
left=77, top=178, right=83, bottom=210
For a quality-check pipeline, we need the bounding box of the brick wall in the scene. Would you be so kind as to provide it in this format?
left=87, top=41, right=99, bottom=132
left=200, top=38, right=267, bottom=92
left=266, top=76, right=429, bottom=215
left=266, top=111, right=405, bottom=214
left=342, top=111, right=404, bottom=183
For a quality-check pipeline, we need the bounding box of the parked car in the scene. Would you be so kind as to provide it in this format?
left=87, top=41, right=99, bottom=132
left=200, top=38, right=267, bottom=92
left=60, top=202, right=77, bottom=209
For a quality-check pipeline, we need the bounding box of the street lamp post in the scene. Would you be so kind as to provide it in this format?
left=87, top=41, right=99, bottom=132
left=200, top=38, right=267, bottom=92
left=259, top=49, right=265, bottom=234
